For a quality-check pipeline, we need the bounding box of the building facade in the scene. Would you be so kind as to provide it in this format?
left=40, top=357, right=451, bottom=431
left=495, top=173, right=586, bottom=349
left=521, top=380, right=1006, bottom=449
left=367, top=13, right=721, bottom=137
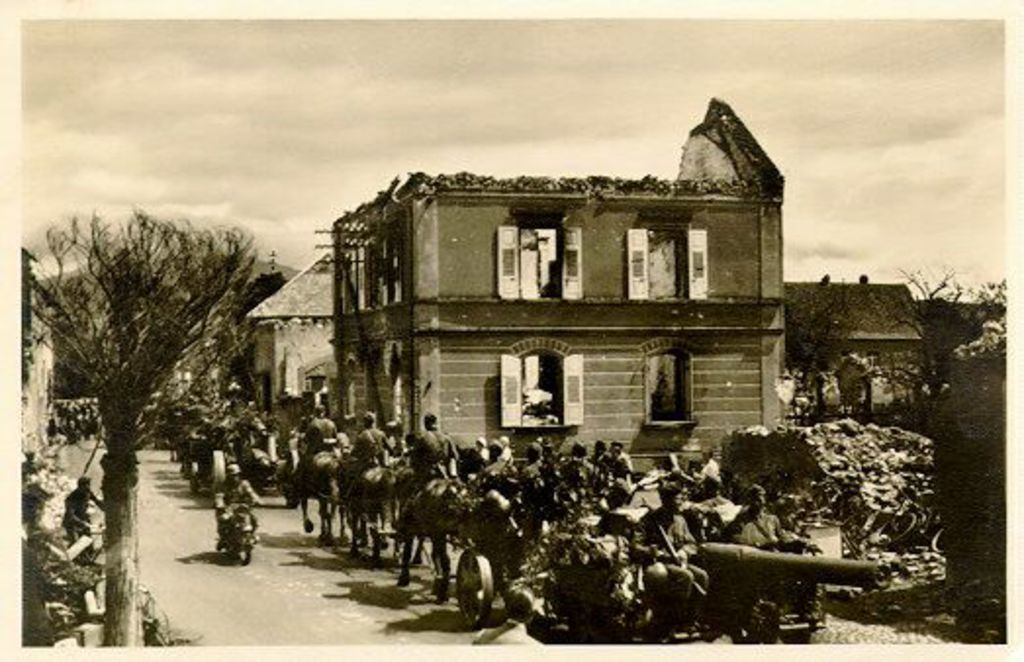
left=248, top=256, right=336, bottom=433
left=333, top=99, right=785, bottom=463
left=784, top=279, right=922, bottom=417
left=22, top=249, right=55, bottom=454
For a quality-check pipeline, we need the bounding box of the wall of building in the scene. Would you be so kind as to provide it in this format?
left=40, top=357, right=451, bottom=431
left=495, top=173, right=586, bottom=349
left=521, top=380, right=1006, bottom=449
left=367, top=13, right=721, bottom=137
left=22, top=335, right=54, bottom=454
left=430, top=332, right=771, bottom=456
left=253, top=319, right=335, bottom=430
left=430, top=197, right=774, bottom=301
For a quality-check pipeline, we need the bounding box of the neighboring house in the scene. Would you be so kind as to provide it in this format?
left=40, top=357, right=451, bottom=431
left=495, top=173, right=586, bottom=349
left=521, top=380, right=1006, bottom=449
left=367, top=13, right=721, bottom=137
left=22, top=249, right=55, bottom=454
left=248, top=255, right=335, bottom=432
left=784, top=279, right=922, bottom=415
left=332, top=99, right=785, bottom=465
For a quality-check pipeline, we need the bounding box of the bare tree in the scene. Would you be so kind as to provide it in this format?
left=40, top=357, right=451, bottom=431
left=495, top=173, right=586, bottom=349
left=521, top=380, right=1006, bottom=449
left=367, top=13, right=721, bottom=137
left=895, top=269, right=992, bottom=433
left=32, top=212, right=254, bottom=646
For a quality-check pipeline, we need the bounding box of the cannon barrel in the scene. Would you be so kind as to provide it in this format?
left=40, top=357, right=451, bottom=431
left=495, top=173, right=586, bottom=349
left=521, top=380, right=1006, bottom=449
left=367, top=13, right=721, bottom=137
left=698, top=542, right=881, bottom=588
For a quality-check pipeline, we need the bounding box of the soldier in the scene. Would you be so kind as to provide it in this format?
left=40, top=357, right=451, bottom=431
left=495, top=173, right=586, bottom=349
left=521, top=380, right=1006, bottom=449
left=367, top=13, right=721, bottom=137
left=633, top=478, right=709, bottom=638
left=296, top=405, right=337, bottom=482
left=409, top=414, right=457, bottom=483
left=559, top=442, right=594, bottom=506
left=459, top=437, right=488, bottom=480
left=305, top=404, right=338, bottom=458
left=352, top=412, right=387, bottom=471
left=62, top=476, right=103, bottom=542
left=691, top=475, right=740, bottom=541
left=518, top=442, right=550, bottom=537
left=725, top=484, right=818, bottom=554
left=216, top=463, right=261, bottom=547
left=472, top=586, right=540, bottom=645
left=608, top=441, right=634, bottom=481
left=591, top=440, right=611, bottom=484
left=478, top=439, right=516, bottom=496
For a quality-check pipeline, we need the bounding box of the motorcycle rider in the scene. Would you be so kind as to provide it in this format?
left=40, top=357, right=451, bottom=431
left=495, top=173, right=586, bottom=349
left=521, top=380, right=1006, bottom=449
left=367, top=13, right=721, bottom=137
left=216, top=463, right=261, bottom=549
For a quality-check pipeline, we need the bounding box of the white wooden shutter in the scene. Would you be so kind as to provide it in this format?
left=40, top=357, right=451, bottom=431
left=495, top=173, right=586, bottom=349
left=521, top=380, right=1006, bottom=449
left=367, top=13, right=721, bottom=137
left=497, top=226, right=520, bottom=299
left=500, top=354, right=523, bottom=427
left=563, top=227, right=582, bottom=300
left=688, top=228, right=708, bottom=300
left=627, top=228, right=649, bottom=300
left=283, top=350, right=299, bottom=396
left=563, top=353, right=584, bottom=425
left=357, top=247, right=367, bottom=310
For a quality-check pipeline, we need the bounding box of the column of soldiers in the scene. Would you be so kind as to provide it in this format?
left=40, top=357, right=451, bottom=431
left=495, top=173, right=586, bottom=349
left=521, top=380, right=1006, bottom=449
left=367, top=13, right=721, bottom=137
left=232, top=405, right=819, bottom=639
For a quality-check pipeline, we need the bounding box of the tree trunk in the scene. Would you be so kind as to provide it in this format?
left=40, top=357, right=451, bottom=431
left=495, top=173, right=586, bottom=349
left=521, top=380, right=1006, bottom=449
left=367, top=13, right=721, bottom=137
left=101, top=443, right=143, bottom=646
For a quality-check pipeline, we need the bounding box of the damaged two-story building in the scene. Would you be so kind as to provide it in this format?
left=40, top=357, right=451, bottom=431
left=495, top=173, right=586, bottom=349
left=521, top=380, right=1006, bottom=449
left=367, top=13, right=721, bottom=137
left=332, top=99, right=785, bottom=464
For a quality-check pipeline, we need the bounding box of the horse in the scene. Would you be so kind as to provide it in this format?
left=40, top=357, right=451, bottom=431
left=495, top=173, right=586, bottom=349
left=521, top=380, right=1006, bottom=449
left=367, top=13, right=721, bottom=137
left=345, top=464, right=398, bottom=565
left=395, top=477, right=469, bottom=604
left=279, top=450, right=344, bottom=546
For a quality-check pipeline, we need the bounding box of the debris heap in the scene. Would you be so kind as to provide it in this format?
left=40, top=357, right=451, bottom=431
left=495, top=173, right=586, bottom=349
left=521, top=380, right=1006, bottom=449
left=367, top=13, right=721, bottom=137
left=724, top=419, right=943, bottom=584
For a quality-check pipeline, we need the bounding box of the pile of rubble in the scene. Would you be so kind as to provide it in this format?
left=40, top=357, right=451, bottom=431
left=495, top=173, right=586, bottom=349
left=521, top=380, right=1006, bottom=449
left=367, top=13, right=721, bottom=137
left=23, top=447, right=76, bottom=531
left=726, top=419, right=943, bottom=584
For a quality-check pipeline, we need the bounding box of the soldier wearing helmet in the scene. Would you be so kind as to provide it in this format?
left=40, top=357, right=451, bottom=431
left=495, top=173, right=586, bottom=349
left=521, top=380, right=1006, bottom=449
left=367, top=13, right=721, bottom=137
left=216, top=462, right=261, bottom=545
left=633, top=477, right=709, bottom=639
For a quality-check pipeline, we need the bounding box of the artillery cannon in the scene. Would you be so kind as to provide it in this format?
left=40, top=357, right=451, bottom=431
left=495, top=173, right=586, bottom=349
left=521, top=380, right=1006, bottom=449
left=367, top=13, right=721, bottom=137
left=521, top=506, right=882, bottom=644
left=696, top=542, right=883, bottom=643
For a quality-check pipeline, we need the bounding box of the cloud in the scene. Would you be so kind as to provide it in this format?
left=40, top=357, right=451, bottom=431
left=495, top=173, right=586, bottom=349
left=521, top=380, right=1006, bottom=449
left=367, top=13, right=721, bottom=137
left=22, top=20, right=1005, bottom=282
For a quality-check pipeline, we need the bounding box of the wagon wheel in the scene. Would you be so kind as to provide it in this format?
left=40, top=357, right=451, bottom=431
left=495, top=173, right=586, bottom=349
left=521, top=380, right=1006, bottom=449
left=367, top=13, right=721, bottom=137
left=212, top=450, right=227, bottom=489
left=456, top=550, right=494, bottom=630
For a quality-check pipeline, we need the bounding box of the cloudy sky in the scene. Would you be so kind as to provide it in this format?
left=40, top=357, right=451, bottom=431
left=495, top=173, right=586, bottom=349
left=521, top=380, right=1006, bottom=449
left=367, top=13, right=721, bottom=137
left=22, top=20, right=1005, bottom=285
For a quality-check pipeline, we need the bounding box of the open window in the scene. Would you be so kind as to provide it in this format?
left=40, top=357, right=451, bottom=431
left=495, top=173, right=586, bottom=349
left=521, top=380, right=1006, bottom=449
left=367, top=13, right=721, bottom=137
left=497, top=216, right=582, bottom=300
left=341, top=247, right=367, bottom=313
left=389, top=345, right=403, bottom=423
left=646, top=350, right=692, bottom=422
left=627, top=227, right=708, bottom=300
left=501, top=351, right=584, bottom=427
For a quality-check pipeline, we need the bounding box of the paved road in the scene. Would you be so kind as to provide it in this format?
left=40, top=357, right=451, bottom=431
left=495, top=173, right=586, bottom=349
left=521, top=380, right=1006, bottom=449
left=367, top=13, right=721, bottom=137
left=70, top=447, right=477, bottom=645
left=56, top=444, right=948, bottom=645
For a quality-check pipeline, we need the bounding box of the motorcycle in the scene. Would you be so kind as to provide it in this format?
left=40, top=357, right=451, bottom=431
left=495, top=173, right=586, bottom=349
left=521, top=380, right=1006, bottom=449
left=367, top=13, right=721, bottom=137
left=215, top=495, right=257, bottom=566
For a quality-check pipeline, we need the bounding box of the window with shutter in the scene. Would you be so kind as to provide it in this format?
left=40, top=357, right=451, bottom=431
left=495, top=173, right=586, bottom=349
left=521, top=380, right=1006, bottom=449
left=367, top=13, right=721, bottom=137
left=627, top=228, right=649, bottom=299
left=562, top=227, right=582, bottom=300
left=500, top=354, right=523, bottom=427
left=648, top=230, right=678, bottom=299
left=647, top=350, right=692, bottom=422
left=688, top=229, right=708, bottom=300
left=563, top=353, right=584, bottom=425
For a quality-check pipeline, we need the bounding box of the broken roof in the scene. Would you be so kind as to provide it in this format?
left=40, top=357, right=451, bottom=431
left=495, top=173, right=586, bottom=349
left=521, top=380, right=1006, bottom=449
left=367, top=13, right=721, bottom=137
left=247, top=254, right=333, bottom=320
left=678, top=98, right=784, bottom=198
left=333, top=99, right=782, bottom=244
left=785, top=281, right=921, bottom=342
